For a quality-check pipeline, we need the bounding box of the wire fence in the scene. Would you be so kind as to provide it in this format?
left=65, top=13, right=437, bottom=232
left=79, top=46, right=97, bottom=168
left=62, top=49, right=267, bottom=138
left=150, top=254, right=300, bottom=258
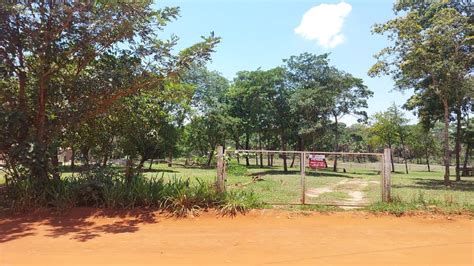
left=219, top=149, right=389, bottom=206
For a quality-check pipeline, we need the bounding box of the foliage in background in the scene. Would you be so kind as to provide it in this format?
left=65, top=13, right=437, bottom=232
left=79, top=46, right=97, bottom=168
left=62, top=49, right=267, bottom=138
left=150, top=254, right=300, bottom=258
left=369, top=1, right=473, bottom=184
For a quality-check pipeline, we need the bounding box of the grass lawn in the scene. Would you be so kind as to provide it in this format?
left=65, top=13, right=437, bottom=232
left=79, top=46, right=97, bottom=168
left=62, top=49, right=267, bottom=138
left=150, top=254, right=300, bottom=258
left=138, top=161, right=473, bottom=209
left=2, top=160, right=473, bottom=212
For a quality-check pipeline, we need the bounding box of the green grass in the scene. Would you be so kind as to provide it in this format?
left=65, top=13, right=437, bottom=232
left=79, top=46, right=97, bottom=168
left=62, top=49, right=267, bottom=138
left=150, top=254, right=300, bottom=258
left=390, top=171, right=473, bottom=203
left=138, top=161, right=473, bottom=212
left=2, top=160, right=473, bottom=214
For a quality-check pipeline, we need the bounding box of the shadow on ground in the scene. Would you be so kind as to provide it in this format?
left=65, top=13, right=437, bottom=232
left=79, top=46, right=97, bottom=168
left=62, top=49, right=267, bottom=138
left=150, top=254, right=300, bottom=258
left=248, top=169, right=378, bottom=179
left=392, top=178, right=474, bottom=192
left=142, top=168, right=178, bottom=173
left=0, top=208, right=159, bottom=243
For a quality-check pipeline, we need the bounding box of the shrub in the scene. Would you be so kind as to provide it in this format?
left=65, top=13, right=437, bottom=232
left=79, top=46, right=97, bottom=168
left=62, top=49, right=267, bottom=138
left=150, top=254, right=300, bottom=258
left=227, top=162, right=248, bottom=176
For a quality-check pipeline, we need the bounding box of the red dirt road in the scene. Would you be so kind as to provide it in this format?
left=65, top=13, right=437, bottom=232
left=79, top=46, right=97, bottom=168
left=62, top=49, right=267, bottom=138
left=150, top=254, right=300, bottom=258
left=1, top=209, right=473, bottom=265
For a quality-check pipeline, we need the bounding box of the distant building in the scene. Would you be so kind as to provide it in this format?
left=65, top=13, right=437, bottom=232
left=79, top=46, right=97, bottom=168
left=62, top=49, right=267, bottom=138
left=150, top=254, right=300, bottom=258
left=58, top=149, right=73, bottom=164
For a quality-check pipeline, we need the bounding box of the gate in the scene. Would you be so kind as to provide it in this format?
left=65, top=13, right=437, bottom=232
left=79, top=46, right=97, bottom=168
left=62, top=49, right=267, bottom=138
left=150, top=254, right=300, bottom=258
left=216, top=146, right=392, bottom=206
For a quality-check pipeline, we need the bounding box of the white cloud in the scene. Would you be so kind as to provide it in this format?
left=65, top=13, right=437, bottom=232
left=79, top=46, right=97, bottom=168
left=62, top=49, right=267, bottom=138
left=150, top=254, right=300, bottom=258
left=294, top=1, right=352, bottom=48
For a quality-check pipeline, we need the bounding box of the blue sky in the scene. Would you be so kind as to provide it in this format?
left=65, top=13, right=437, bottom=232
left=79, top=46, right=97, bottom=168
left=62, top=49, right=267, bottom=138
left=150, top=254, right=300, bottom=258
left=158, top=0, right=417, bottom=125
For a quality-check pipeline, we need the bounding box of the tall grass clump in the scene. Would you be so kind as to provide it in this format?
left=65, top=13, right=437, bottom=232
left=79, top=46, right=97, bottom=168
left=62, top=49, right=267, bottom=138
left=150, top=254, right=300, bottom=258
left=219, top=190, right=262, bottom=216
left=366, top=192, right=474, bottom=216
left=3, top=168, right=262, bottom=216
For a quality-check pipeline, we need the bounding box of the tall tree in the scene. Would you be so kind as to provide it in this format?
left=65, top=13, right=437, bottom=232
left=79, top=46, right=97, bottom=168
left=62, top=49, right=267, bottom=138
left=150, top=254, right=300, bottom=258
left=285, top=53, right=334, bottom=152
left=183, top=67, right=229, bottom=167
left=369, top=2, right=473, bottom=185
left=327, top=69, right=372, bottom=171
left=369, top=106, right=403, bottom=172
left=0, top=1, right=218, bottom=183
left=407, top=124, right=439, bottom=172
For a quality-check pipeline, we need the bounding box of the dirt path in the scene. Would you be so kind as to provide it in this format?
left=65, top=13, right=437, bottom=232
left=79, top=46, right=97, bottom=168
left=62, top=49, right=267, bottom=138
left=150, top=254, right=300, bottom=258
left=0, top=209, right=472, bottom=265
left=306, top=179, right=378, bottom=208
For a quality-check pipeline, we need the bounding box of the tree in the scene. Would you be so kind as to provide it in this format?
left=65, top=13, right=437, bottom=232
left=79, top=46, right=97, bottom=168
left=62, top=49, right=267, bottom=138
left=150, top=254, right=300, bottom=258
left=461, top=116, right=473, bottom=176
left=369, top=105, right=409, bottom=172
left=0, top=2, right=218, bottom=184
left=369, top=2, right=473, bottom=185
left=285, top=53, right=334, bottom=151
left=284, top=52, right=372, bottom=167
left=182, top=67, right=229, bottom=167
left=228, top=68, right=291, bottom=170
left=327, top=69, right=372, bottom=171
left=407, top=124, right=439, bottom=172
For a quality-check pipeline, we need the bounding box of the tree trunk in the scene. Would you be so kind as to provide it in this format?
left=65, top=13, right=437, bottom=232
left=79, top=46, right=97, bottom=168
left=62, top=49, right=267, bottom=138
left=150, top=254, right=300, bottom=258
left=51, top=147, right=60, bottom=181
left=245, top=133, right=250, bottom=166
left=389, top=143, right=395, bottom=172
left=102, top=154, right=108, bottom=167
left=442, top=98, right=451, bottom=186
left=125, top=158, right=134, bottom=183
left=281, top=131, right=288, bottom=173
left=396, top=120, right=409, bottom=174
left=236, top=140, right=241, bottom=164
left=32, top=70, right=49, bottom=182
left=70, top=148, right=75, bottom=171
left=148, top=159, right=153, bottom=170
left=425, top=151, right=431, bottom=172
left=81, top=147, right=90, bottom=167
left=298, top=136, right=304, bottom=152
left=168, top=151, right=173, bottom=167
left=400, top=140, right=409, bottom=174
left=259, top=134, right=263, bottom=168
left=462, top=143, right=470, bottom=176
left=333, top=114, right=339, bottom=172
left=455, top=108, right=462, bottom=181
left=206, top=149, right=214, bottom=167
left=137, top=156, right=147, bottom=171
left=290, top=154, right=296, bottom=168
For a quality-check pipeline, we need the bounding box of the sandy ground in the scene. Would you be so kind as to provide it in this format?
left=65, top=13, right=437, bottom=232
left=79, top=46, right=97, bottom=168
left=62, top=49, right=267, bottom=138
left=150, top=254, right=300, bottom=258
left=0, top=208, right=473, bottom=265
left=306, top=179, right=379, bottom=208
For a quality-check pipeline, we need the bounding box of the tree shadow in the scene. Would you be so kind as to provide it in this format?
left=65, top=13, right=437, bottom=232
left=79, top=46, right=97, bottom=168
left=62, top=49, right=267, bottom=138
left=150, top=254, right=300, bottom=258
left=0, top=208, right=159, bottom=243
left=243, top=165, right=277, bottom=170
left=306, top=171, right=357, bottom=179
left=249, top=170, right=300, bottom=176
left=142, top=168, right=178, bottom=173
left=248, top=169, right=363, bottom=179
left=392, top=178, right=474, bottom=192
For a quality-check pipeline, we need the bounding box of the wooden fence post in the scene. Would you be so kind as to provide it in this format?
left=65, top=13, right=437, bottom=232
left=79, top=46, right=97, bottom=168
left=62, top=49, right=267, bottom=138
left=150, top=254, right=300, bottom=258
left=216, top=145, right=226, bottom=193
left=382, top=148, right=392, bottom=202
left=300, top=152, right=306, bottom=204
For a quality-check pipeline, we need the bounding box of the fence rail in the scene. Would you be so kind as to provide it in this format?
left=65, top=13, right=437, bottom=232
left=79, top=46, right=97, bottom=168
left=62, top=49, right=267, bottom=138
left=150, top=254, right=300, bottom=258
left=230, top=149, right=382, bottom=156
left=216, top=147, right=392, bottom=204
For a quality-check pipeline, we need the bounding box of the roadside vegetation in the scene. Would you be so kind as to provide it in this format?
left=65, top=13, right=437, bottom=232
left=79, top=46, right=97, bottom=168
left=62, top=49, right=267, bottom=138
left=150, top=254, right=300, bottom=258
left=0, top=1, right=471, bottom=216
left=2, top=167, right=261, bottom=216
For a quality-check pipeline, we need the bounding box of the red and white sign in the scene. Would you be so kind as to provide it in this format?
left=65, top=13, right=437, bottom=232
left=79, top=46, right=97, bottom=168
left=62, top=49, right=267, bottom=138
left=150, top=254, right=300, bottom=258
left=308, top=154, right=327, bottom=169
